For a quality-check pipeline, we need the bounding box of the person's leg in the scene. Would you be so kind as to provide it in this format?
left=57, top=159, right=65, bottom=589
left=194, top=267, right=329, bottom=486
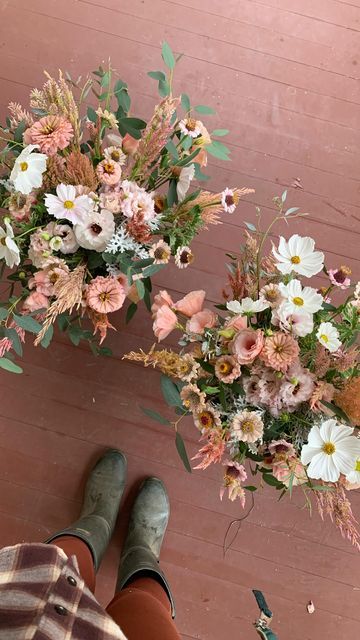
left=106, top=577, right=181, bottom=640
left=53, top=535, right=96, bottom=593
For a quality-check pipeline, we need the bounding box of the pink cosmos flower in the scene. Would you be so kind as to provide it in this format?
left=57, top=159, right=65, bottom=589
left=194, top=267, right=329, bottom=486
left=328, top=266, right=351, bottom=290
left=96, top=159, right=122, bottom=186
left=153, top=305, right=178, bottom=341
left=231, top=328, right=264, bottom=365
left=260, top=332, right=299, bottom=372
left=186, top=309, right=217, bottom=334
left=23, top=115, right=74, bottom=156
left=220, top=461, right=247, bottom=504
left=175, top=290, right=206, bottom=317
left=22, top=291, right=49, bottom=313
left=151, top=290, right=174, bottom=317
left=86, top=276, right=126, bottom=314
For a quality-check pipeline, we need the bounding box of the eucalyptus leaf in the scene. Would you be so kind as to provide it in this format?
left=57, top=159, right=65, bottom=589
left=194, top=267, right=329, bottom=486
left=3, top=328, right=23, bottom=356
left=181, top=93, right=191, bottom=113
left=161, top=375, right=182, bottom=407
left=0, top=357, right=22, bottom=374
left=40, top=325, right=54, bottom=348
left=321, top=400, right=350, bottom=423
left=141, top=406, right=171, bottom=426
left=126, top=302, right=137, bottom=324
left=194, top=105, right=216, bottom=115
left=135, top=279, right=145, bottom=300
left=175, top=432, right=192, bottom=473
left=206, top=140, right=231, bottom=160
left=244, top=221, right=256, bottom=231
left=211, top=129, right=229, bottom=136
left=148, top=70, right=166, bottom=81
left=13, top=314, right=42, bottom=334
left=161, top=41, right=176, bottom=70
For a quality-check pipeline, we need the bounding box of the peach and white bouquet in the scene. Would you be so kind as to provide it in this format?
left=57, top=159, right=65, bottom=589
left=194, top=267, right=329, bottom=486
left=0, top=43, right=248, bottom=372
left=126, top=193, right=360, bottom=548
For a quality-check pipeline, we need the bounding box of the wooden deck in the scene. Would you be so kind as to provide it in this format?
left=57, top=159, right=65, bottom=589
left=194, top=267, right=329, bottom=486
left=1, top=0, right=360, bottom=637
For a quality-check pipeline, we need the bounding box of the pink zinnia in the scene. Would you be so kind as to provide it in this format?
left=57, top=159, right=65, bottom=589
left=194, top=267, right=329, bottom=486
left=214, top=355, right=241, bottom=384
left=231, top=328, right=264, bottom=365
left=231, top=410, right=264, bottom=443
left=86, top=276, right=126, bottom=314
left=96, top=159, right=122, bottom=186
left=153, top=305, right=177, bottom=341
left=260, top=332, right=299, bottom=372
left=23, top=115, right=73, bottom=156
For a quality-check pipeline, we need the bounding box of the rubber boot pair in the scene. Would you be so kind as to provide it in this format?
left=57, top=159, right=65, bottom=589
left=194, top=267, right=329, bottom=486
left=46, top=450, right=175, bottom=616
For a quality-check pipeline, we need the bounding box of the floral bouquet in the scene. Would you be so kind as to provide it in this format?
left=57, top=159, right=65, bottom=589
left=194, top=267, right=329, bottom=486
left=125, top=193, right=360, bottom=548
left=0, top=42, right=247, bottom=373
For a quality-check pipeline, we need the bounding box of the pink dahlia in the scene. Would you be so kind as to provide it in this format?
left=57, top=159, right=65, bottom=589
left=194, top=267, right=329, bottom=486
left=214, top=355, right=241, bottom=383
left=86, top=276, right=126, bottom=314
left=220, top=461, right=247, bottom=504
left=260, top=332, right=299, bottom=372
left=23, top=115, right=73, bottom=156
left=231, top=328, right=264, bottom=365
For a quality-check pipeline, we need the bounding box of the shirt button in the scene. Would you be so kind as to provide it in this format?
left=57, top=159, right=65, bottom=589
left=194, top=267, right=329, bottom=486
left=67, top=576, right=77, bottom=587
left=54, top=604, right=68, bottom=616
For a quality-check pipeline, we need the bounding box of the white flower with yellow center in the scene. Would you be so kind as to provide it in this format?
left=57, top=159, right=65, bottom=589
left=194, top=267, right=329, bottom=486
left=346, top=458, right=360, bottom=486
left=45, top=184, right=94, bottom=225
left=0, top=219, right=20, bottom=268
left=273, top=234, right=324, bottom=277
left=10, top=144, right=47, bottom=195
left=227, top=297, right=270, bottom=314
left=279, top=279, right=323, bottom=316
left=301, top=419, right=360, bottom=482
left=316, top=321, right=341, bottom=353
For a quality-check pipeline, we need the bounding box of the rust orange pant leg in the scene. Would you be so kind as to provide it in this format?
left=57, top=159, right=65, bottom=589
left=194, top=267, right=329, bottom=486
left=53, top=535, right=96, bottom=593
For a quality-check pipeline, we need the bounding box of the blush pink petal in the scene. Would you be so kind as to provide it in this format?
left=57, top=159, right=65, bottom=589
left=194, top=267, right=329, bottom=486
left=186, top=309, right=217, bottom=334
left=153, top=305, right=178, bottom=341
left=175, top=290, right=206, bottom=317
left=151, top=290, right=174, bottom=317
left=231, top=329, right=264, bottom=365
left=22, top=291, right=49, bottom=313
left=225, top=315, right=248, bottom=332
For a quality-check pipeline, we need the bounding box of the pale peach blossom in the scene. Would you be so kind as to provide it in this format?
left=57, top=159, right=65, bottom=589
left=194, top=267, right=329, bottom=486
left=260, top=332, right=299, bottom=372
left=96, top=159, right=122, bottom=186
left=272, top=457, right=307, bottom=487
left=122, top=133, right=140, bottom=155
left=225, top=314, right=248, bottom=332
left=22, top=291, right=49, bottom=313
left=86, top=276, right=126, bottom=314
left=231, top=328, right=264, bottom=365
left=23, top=115, right=73, bottom=156
left=186, top=309, right=217, bottom=334
left=151, top=290, right=174, bottom=317
left=153, top=305, right=177, bottom=341
left=175, top=290, right=205, bottom=317
left=214, top=355, right=241, bottom=384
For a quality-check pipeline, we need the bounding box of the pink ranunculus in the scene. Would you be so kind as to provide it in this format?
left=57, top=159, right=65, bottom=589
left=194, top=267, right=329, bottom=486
left=186, top=309, right=217, bottom=335
left=22, top=291, right=49, bottom=313
left=231, top=328, right=264, bottom=365
left=153, top=305, right=178, bottom=341
left=151, top=290, right=174, bottom=317
left=225, top=314, right=248, bottom=332
left=174, top=290, right=206, bottom=317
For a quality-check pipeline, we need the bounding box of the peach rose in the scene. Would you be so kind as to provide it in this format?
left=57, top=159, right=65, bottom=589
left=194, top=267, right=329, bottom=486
left=153, top=305, right=177, bottom=341
left=186, top=309, right=217, bottom=334
left=231, top=328, right=264, bottom=365
left=175, top=290, right=206, bottom=317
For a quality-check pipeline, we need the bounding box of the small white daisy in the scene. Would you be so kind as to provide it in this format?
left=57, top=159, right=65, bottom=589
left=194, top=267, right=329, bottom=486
left=10, top=144, right=47, bottom=195
left=227, top=297, right=270, bottom=314
left=45, top=184, right=94, bottom=225
left=178, top=118, right=202, bottom=139
left=273, top=234, right=324, bottom=278
left=0, top=219, right=20, bottom=268
left=175, top=245, right=194, bottom=269
left=279, top=279, right=323, bottom=316
left=316, top=321, right=341, bottom=353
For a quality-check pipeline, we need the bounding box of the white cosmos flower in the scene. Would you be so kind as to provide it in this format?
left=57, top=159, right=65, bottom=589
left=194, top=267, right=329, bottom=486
left=278, top=279, right=323, bottom=316
left=74, top=208, right=115, bottom=252
left=301, top=419, right=360, bottom=483
left=10, top=144, right=47, bottom=195
left=273, top=234, right=324, bottom=277
left=45, top=184, right=94, bottom=225
left=227, top=297, right=270, bottom=314
left=176, top=164, right=195, bottom=202
left=0, top=219, right=20, bottom=268
left=316, top=322, right=341, bottom=353
left=346, top=458, right=360, bottom=486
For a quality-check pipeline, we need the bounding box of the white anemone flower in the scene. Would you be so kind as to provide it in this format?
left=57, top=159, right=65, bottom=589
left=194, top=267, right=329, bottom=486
left=227, top=297, right=270, bottom=314
left=10, top=144, right=47, bottom=195
left=316, top=322, right=341, bottom=353
left=176, top=164, right=195, bottom=202
left=279, top=279, right=323, bottom=316
left=273, top=234, right=324, bottom=277
left=45, top=184, right=94, bottom=225
left=301, top=419, right=360, bottom=483
left=0, top=219, right=20, bottom=268
left=346, top=459, right=360, bottom=486
left=74, top=208, right=115, bottom=252
left=274, top=306, right=314, bottom=337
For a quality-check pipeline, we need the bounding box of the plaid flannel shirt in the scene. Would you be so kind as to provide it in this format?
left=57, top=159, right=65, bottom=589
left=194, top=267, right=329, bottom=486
left=0, top=543, right=127, bottom=640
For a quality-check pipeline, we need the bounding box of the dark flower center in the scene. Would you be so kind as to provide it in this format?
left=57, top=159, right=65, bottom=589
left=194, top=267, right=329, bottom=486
left=91, top=224, right=102, bottom=235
